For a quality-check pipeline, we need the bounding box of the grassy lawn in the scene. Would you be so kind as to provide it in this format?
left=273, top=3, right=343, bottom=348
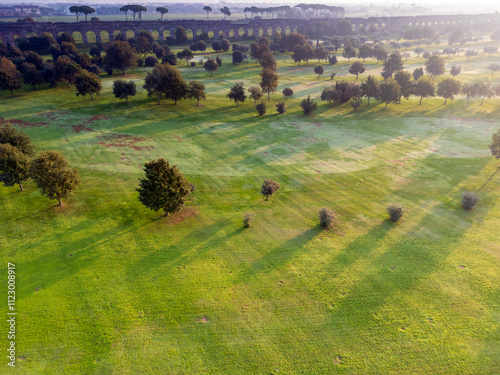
left=0, top=45, right=499, bottom=374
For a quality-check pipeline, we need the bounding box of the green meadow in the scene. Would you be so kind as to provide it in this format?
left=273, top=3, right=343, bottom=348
left=1, top=44, right=499, bottom=374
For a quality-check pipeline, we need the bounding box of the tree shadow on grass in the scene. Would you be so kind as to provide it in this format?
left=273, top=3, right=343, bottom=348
left=12, top=217, right=161, bottom=301
left=235, top=227, right=321, bottom=283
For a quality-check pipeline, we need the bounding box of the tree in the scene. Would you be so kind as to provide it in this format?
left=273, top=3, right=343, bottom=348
left=0, top=122, right=35, bottom=156
left=360, top=75, right=379, bottom=105
left=175, top=26, right=188, bottom=44
left=221, top=39, right=231, bottom=52
left=212, top=40, right=222, bottom=52
left=373, top=45, right=388, bottom=63
left=342, top=44, right=357, bottom=61
left=320, top=87, right=338, bottom=104
left=382, top=52, right=404, bottom=77
left=314, top=65, right=324, bottom=79
left=461, top=83, right=477, bottom=106
left=128, top=5, right=147, bottom=20
left=414, top=47, right=424, bottom=57
left=112, top=79, right=137, bottom=103
left=261, top=179, right=280, bottom=200
left=136, top=30, right=154, bottom=57
left=137, top=159, right=190, bottom=217
left=69, top=6, right=82, bottom=22
left=0, top=144, right=30, bottom=191
left=314, top=46, right=329, bottom=62
left=259, top=50, right=276, bottom=70
left=143, top=63, right=188, bottom=105
left=30, top=151, right=80, bottom=206
left=220, top=6, right=231, bottom=19
left=54, top=56, right=81, bottom=88
left=414, top=76, right=435, bottom=105
left=0, top=57, right=21, bottom=96
left=204, top=58, right=218, bottom=77
left=437, top=78, right=461, bottom=104
left=465, top=49, right=479, bottom=60
left=449, top=30, right=464, bottom=45
left=425, top=53, right=445, bottom=78
left=256, top=102, right=266, bottom=116
left=282, top=88, right=294, bottom=100
left=74, top=70, right=101, bottom=100
left=120, top=5, right=130, bottom=20
left=203, top=6, right=212, bottom=21
left=329, top=55, right=338, bottom=65
left=378, top=79, right=401, bottom=109
left=292, top=43, right=314, bottom=66
left=260, top=68, right=278, bottom=99
left=300, top=96, right=317, bottom=115
left=21, top=63, right=43, bottom=90
left=276, top=102, right=286, bottom=114
left=80, top=6, right=95, bottom=21
left=103, top=41, right=138, bottom=75
left=413, top=67, right=424, bottom=81
left=490, top=129, right=500, bottom=159
left=349, top=61, right=365, bottom=80
left=248, top=86, right=263, bottom=106
left=487, top=63, right=500, bottom=75
left=177, top=48, right=194, bottom=65
left=232, top=50, right=245, bottom=65
left=227, top=82, right=246, bottom=106
left=450, top=65, right=462, bottom=77
left=475, top=81, right=494, bottom=105
left=187, top=80, right=206, bottom=106
left=358, top=44, right=373, bottom=61
left=394, top=70, right=413, bottom=103
left=156, top=7, right=168, bottom=20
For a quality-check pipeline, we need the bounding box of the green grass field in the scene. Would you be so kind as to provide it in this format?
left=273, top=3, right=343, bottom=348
left=1, top=45, right=499, bottom=374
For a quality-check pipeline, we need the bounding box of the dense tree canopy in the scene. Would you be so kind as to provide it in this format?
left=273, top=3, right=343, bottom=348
left=137, top=159, right=190, bottom=217
left=143, top=63, right=188, bottom=104
left=30, top=151, right=80, bottom=206
left=112, top=79, right=137, bottom=103
left=75, top=70, right=102, bottom=100
left=0, top=57, right=22, bottom=96
left=103, top=41, right=138, bottom=75
left=0, top=143, right=31, bottom=191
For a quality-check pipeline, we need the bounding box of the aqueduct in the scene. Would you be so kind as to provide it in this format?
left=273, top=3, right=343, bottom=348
left=1, top=13, right=499, bottom=45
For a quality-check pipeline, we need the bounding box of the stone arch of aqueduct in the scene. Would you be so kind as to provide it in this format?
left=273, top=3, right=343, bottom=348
left=1, top=13, right=499, bottom=45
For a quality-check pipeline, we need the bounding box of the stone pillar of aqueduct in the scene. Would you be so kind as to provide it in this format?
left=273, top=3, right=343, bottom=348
left=1, top=13, right=499, bottom=46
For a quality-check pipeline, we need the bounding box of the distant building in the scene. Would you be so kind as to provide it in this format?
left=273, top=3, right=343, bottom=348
left=0, top=5, right=41, bottom=18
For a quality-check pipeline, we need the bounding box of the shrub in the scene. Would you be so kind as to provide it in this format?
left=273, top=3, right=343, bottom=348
left=319, top=208, right=336, bottom=229
left=190, top=61, right=196, bottom=67
left=137, top=57, right=144, bottom=66
left=243, top=213, right=253, bottom=228
left=144, top=56, right=158, bottom=67
left=261, top=179, right=280, bottom=200
left=256, top=102, right=266, bottom=116
left=461, top=192, right=479, bottom=210
left=387, top=204, right=405, bottom=222
left=300, top=96, right=317, bottom=115
left=276, top=102, right=286, bottom=114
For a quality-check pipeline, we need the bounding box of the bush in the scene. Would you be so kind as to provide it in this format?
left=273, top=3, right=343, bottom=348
left=387, top=204, right=405, bottom=222
left=137, top=58, right=144, bottom=66
left=300, top=96, right=317, bottom=115
left=276, top=102, right=286, bottom=114
left=256, top=102, right=266, bottom=116
left=190, top=61, right=196, bottom=67
left=319, top=208, right=336, bottom=229
left=243, top=213, right=253, bottom=228
left=261, top=179, right=280, bottom=200
left=144, top=56, right=158, bottom=67
left=461, top=191, right=479, bottom=210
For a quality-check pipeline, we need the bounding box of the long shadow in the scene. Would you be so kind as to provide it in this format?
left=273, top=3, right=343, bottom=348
left=478, top=166, right=500, bottom=191
left=325, top=200, right=491, bottom=327
left=235, top=227, right=321, bottom=283
left=10, top=217, right=160, bottom=301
